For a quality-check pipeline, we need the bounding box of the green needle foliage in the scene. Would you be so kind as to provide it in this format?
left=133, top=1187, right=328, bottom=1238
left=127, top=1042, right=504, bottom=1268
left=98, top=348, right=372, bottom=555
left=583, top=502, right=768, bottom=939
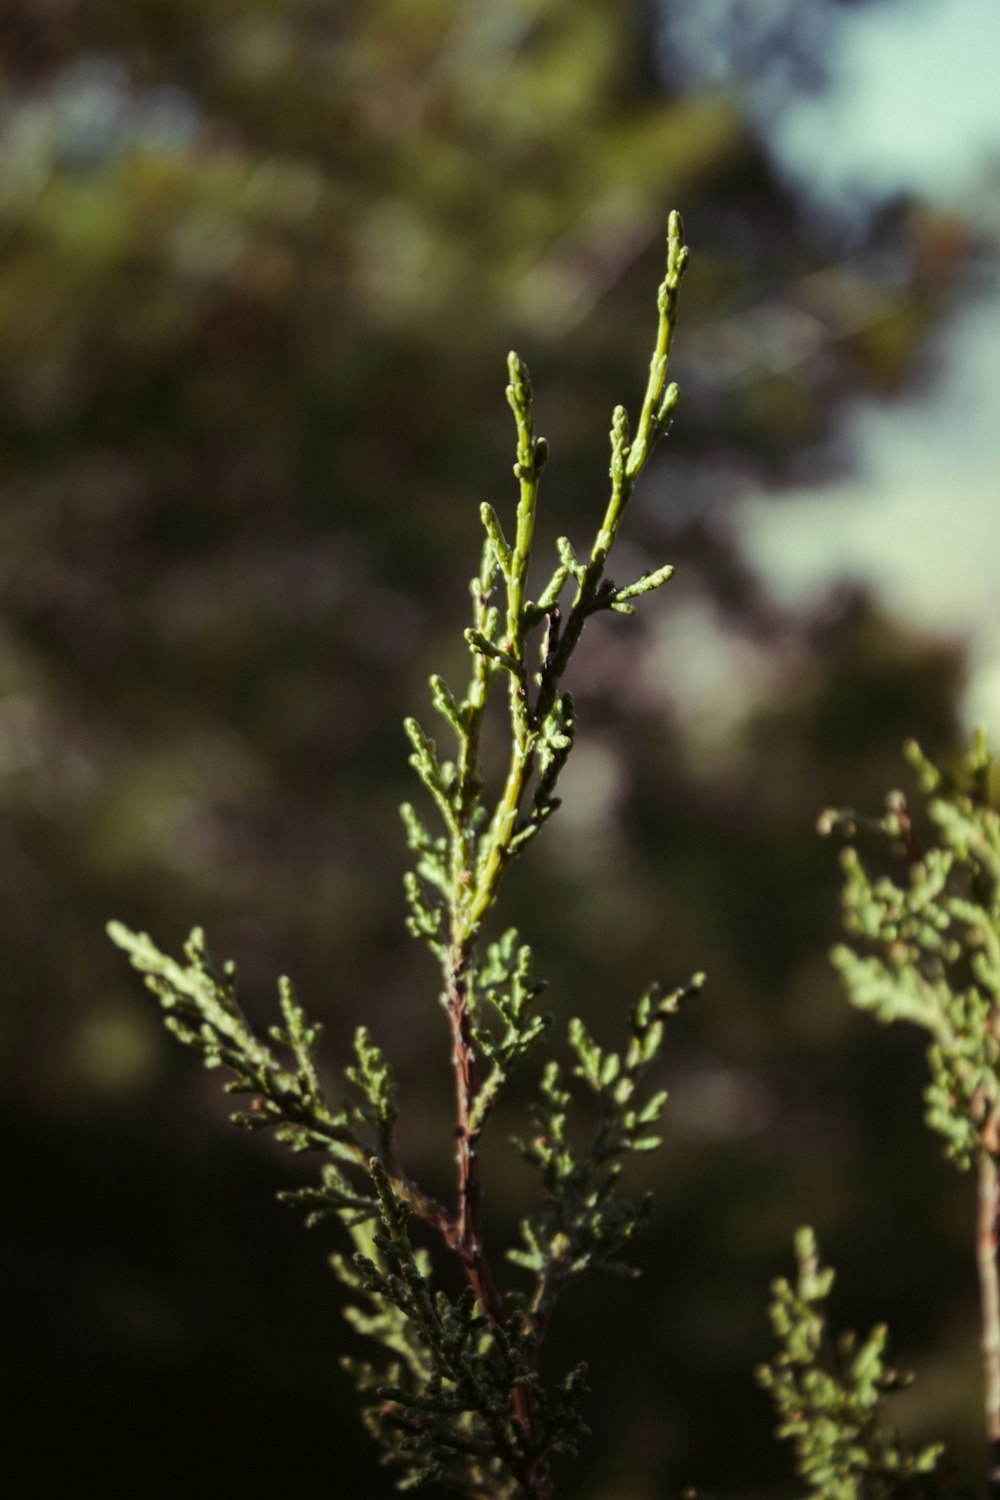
left=758, top=1228, right=951, bottom=1500
left=821, top=732, right=1000, bottom=1174
left=109, top=212, right=697, bottom=1500
left=761, top=732, right=1000, bottom=1500
left=818, top=733, right=1000, bottom=1491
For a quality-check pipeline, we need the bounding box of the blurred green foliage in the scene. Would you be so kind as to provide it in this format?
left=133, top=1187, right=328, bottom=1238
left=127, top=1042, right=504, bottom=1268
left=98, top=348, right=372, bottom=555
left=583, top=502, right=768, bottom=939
left=1, top=1, right=978, bottom=1494
left=760, top=1227, right=952, bottom=1500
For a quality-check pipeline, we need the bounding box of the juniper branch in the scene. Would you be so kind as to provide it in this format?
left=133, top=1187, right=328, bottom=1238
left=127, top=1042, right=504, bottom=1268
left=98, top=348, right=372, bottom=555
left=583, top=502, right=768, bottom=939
left=403, top=215, right=691, bottom=1413
left=822, top=732, right=1000, bottom=1494
left=111, top=210, right=695, bottom=1499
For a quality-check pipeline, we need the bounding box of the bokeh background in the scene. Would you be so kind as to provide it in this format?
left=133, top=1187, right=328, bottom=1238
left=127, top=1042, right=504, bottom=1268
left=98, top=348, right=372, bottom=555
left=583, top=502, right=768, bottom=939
left=4, top=1, right=1000, bottom=1494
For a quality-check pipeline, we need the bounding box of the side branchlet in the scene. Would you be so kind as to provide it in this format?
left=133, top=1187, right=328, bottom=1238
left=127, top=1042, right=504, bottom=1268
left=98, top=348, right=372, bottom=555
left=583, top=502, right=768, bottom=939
left=509, top=974, right=704, bottom=1353
left=758, top=1229, right=951, bottom=1500
left=820, top=734, right=1000, bottom=1171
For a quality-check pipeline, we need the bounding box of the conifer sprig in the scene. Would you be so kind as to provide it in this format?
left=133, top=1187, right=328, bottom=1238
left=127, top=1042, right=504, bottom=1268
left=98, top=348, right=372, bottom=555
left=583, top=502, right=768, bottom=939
left=758, top=1228, right=951, bottom=1500
left=510, top=974, right=705, bottom=1353
left=819, top=732, right=1000, bottom=1494
left=110, top=213, right=697, bottom=1499
left=821, top=735, right=1000, bottom=1172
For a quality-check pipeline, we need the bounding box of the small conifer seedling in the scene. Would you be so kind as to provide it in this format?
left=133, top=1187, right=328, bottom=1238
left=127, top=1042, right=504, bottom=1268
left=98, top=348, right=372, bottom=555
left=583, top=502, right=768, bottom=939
left=110, top=213, right=698, bottom=1499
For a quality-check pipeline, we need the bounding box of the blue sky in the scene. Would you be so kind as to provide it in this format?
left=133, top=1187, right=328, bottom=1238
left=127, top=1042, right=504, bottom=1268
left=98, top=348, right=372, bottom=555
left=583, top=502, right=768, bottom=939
left=774, top=0, right=1000, bottom=213
left=737, top=0, right=1000, bottom=728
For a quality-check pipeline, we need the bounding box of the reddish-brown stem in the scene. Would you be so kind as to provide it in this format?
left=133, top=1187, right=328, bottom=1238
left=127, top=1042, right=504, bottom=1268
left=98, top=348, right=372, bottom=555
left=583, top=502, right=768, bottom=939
left=977, top=1145, right=1000, bottom=1498
left=527, top=1266, right=564, bottom=1372
left=444, top=948, right=539, bottom=1450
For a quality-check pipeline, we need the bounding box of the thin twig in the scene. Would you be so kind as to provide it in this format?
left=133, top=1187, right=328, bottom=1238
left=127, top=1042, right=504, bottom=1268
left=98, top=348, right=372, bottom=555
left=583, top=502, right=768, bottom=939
left=976, top=1146, right=1000, bottom=1498
left=443, top=946, right=554, bottom=1500
left=444, top=948, right=538, bottom=1428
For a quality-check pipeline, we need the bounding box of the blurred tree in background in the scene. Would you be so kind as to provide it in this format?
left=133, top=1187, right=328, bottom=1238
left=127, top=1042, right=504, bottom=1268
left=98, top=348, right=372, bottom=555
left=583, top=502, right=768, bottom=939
left=1, top=1, right=981, bottom=1494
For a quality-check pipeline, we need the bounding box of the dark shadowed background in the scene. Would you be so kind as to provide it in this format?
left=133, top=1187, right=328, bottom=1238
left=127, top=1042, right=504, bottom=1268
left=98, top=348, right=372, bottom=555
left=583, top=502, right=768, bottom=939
left=4, top=1, right=1000, bottom=1494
